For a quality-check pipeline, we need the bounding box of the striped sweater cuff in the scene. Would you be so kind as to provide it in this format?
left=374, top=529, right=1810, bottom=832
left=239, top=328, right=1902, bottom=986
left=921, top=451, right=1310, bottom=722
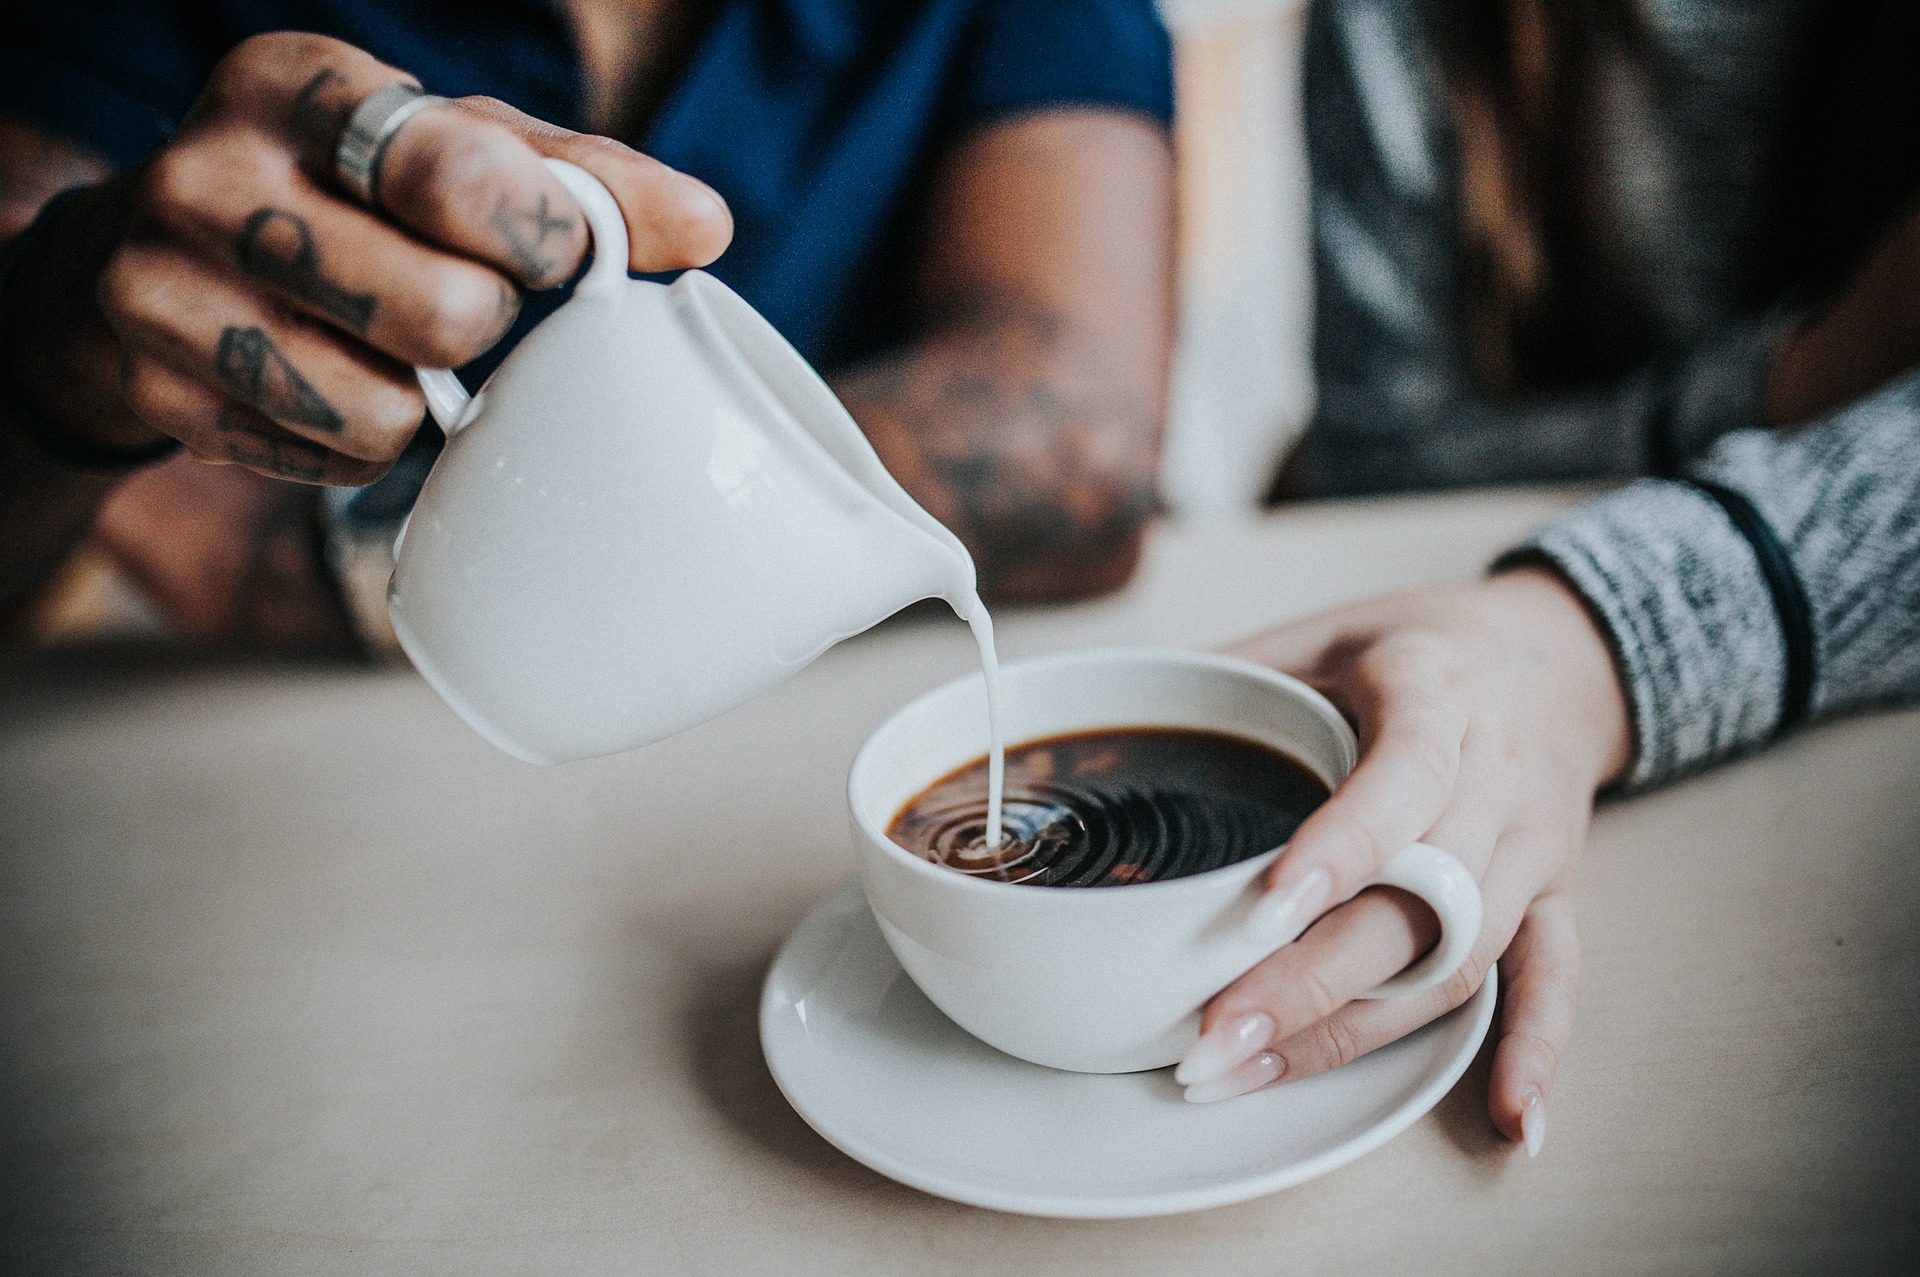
left=1502, top=479, right=1787, bottom=789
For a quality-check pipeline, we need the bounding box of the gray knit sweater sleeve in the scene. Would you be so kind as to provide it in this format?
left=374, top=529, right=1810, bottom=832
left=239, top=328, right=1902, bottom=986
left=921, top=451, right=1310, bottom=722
left=1512, top=370, right=1920, bottom=788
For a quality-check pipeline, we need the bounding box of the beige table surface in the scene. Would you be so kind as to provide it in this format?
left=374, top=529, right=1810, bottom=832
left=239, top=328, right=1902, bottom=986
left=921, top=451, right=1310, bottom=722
left=3, top=488, right=1917, bottom=1275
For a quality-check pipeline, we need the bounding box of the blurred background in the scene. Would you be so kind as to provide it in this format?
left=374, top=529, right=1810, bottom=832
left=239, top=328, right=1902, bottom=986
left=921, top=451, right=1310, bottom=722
left=1161, top=0, right=1312, bottom=522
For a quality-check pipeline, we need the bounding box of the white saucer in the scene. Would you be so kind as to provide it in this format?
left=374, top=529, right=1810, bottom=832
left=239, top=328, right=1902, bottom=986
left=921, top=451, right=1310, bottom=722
left=760, top=878, right=1497, bottom=1218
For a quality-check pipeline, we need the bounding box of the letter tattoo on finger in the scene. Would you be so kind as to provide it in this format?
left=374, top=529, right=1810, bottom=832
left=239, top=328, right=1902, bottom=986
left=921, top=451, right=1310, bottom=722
left=213, top=408, right=330, bottom=482
left=215, top=326, right=346, bottom=434
left=236, top=208, right=378, bottom=333
left=288, top=68, right=350, bottom=150
left=491, top=191, right=576, bottom=284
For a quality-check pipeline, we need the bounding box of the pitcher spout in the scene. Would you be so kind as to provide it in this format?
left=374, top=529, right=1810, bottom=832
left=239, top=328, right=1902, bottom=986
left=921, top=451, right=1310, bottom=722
left=857, top=511, right=980, bottom=623
left=673, top=267, right=983, bottom=618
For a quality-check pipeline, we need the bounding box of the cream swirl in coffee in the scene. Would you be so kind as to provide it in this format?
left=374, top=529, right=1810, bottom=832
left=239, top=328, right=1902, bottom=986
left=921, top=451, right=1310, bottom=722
left=888, top=726, right=1330, bottom=887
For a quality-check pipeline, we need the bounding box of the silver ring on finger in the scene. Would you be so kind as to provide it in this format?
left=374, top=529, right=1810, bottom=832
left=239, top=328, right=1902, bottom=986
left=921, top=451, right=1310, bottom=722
left=333, top=82, right=445, bottom=208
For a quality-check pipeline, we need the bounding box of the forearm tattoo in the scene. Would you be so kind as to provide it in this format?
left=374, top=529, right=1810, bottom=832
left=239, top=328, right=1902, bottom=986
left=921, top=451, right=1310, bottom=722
left=212, top=408, right=330, bottom=481
left=491, top=191, right=576, bottom=284
left=236, top=208, right=377, bottom=333
left=842, top=291, right=1157, bottom=592
left=215, top=325, right=345, bottom=434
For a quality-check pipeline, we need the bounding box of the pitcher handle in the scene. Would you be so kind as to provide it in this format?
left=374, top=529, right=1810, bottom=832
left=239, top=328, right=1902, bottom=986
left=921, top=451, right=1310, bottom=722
left=413, top=158, right=632, bottom=435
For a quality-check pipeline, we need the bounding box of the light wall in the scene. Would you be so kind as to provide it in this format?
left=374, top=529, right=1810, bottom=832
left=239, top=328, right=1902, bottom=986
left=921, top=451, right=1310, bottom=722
left=1159, top=0, right=1314, bottom=519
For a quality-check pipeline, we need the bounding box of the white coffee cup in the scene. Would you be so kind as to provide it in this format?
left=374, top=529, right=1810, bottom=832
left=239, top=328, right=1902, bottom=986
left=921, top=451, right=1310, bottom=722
left=849, top=647, right=1483, bottom=1074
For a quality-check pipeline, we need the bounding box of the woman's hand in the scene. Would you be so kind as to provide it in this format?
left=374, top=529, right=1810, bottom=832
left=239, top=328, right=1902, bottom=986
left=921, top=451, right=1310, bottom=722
left=1173, top=567, right=1633, bottom=1156
left=5, top=31, right=732, bottom=484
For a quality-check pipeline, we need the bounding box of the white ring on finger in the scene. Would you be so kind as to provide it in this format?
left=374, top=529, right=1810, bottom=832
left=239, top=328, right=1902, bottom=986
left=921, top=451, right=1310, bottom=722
left=1353, top=841, right=1483, bottom=998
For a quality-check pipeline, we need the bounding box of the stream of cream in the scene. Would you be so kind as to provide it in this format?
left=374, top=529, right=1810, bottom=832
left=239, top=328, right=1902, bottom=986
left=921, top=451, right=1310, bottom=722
left=962, top=600, right=1005, bottom=848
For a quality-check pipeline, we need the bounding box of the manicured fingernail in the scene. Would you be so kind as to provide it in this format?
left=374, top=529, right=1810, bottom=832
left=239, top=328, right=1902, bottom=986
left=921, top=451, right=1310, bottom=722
left=1175, top=1012, right=1275, bottom=1087
left=1183, top=1051, right=1284, bottom=1104
left=1521, top=1089, right=1546, bottom=1158
left=1248, top=867, right=1332, bottom=945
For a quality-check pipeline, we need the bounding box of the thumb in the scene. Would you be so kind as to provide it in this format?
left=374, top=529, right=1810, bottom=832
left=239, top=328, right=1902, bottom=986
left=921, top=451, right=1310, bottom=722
left=451, top=96, right=732, bottom=273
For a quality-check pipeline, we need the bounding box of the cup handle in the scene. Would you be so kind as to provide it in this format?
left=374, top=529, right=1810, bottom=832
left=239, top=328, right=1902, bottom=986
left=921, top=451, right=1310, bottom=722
left=412, top=158, right=632, bottom=436
left=1349, top=842, right=1483, bottom=999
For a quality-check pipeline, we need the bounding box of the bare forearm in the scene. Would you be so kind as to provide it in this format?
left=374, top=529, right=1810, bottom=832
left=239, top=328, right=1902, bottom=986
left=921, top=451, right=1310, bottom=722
left=835, top=289, right=1161, bottom=602
left=837, top=110, right=1173, bottom=603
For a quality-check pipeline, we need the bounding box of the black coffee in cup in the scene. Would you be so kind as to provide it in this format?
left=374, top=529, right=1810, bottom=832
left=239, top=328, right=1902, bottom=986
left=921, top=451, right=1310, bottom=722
left=887, top=726, right=1330, bottom=887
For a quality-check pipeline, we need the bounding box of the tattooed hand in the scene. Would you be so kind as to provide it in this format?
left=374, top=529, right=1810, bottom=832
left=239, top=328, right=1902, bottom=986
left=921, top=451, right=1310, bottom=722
left=5, top=32, right=732, bottom=485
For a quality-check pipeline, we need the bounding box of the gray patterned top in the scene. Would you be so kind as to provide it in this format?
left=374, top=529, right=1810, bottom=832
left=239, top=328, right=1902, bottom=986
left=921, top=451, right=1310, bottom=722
left=1298, top=0, right=1920, bottom=785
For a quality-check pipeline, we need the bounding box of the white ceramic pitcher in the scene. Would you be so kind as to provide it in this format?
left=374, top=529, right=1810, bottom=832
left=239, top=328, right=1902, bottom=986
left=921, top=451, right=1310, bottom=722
left=388, top=159, right=979, bottom=765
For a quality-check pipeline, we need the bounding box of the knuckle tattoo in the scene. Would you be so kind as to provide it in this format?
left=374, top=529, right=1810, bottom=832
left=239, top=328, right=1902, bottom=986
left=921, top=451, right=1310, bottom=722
left=235, top=207, right=377, bottom=333
left=287, top=67, right=351, bottom=150
left=490, top=188, right=579, bottom=285
left=214, top=325, right=345, bottom=434
left=212, top=408, right=331, bottom=482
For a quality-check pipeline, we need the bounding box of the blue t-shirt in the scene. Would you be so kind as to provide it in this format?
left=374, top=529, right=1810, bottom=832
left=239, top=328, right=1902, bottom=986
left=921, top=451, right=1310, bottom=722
left=0, top=0, right=1173, bottom=373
